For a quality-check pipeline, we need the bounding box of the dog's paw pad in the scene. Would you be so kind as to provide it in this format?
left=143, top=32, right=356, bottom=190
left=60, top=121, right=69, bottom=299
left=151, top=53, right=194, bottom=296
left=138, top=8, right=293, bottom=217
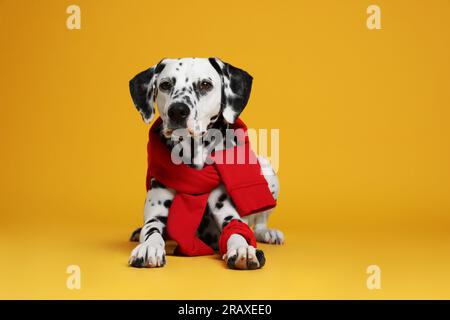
left=130, top=257, right=145, bottom=268
left=224, top=246, right=265, bottom=270
left=255, top=228, right=284, bottom=245
left=129, top=242, right=166, bottom=268
left=226, top=254, right=238, bottom=269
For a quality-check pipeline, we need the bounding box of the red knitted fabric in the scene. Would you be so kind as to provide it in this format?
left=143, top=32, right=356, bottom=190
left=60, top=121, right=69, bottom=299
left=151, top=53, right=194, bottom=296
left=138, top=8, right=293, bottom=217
left=146, top=117, right=276, bottom=256
left=219, top=219, right=257, bottom=256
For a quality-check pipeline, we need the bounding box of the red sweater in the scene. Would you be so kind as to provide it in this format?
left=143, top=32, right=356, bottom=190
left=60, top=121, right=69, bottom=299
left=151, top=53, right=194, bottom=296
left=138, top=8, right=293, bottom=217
left=146, top=117, right=276, bottom=256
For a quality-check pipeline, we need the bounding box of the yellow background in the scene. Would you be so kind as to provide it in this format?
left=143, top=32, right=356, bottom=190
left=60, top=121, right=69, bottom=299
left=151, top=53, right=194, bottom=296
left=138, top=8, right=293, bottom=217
left=1, top=0, right=449, bottom=299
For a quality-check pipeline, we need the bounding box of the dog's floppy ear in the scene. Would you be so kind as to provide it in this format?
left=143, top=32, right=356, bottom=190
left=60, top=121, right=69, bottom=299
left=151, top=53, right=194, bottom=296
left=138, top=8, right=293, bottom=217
left=129, top=61, right=166, bottom=123
left=208, top=57, right=253, bottom=124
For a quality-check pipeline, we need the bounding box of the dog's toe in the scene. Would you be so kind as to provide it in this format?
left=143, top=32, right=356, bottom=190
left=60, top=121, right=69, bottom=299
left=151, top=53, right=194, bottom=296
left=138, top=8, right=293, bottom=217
left=129, top=257, right=145, bottom=268
left=224, top=246, right=264, bottom=270
left=129, top=242, right=166, bottom=268
left=255, top=228, right=284, bottom=245
left=226, top=254, right=238, bottom=269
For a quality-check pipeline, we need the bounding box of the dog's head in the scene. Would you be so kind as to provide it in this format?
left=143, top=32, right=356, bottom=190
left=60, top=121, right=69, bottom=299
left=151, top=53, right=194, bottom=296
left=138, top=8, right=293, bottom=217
left=129, top=58, right=253, bottom=137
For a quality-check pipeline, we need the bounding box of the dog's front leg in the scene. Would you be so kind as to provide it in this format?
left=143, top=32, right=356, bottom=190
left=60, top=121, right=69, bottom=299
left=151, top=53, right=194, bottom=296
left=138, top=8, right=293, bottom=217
left=208, top=184, right=266, bottom=270
left=129, top=179, right=174, bottom=268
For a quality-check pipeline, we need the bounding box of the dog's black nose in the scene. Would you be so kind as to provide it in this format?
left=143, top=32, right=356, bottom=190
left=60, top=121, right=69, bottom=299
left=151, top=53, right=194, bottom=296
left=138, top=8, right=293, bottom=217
left=168, top=102, right=190, bottom=124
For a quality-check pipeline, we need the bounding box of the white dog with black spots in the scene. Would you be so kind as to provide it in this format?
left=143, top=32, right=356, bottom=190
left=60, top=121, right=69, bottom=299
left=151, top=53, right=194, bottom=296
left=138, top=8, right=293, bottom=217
left=128, top=58, right=283, bottom=270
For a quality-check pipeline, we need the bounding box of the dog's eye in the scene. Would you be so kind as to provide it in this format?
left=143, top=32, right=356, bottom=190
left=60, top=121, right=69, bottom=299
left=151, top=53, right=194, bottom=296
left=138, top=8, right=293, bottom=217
left=199, top=80, right=213, bottom=93
left=159, top=81, right=172, bottom=91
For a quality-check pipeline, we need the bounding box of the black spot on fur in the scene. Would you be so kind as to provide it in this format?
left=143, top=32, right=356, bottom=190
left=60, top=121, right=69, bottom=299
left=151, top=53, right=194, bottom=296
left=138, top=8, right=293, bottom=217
left=218, top=193, right=228, bottom=202
left=158, top=201, right=161, bottom=205
left=192, top=82, right=201, bottom=100
left=129, top=227, right=142, bottom=242
left=216, top=202, right=224, bottom=209
left=156, top=215, right=168, bottom=224
left=163, top=200, right=172, bottom=208
left=147, top=227, right=160, bottom=234
left=183, top=95, right=192, bottom=106
left=208, top=58, right=222, bottom=76
left=155, top=63, right=166, bottom=74
left=222, top=217, right=239, bottom=229
left=150, top=179, right=166, bottom=189
left=145, top=218, right=157, bottom=225
left=145, top=227, right=160, bottom=241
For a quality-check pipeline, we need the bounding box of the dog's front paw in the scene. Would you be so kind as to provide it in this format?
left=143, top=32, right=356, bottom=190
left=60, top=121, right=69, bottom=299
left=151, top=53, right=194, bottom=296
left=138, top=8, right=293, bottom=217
left=129, top=236, right=166, bottom=268
left=223, top=234, right=265, bottom=270
left=223, top=245, right=265, bottom=270
left=254, top=228, right=284, bottom=245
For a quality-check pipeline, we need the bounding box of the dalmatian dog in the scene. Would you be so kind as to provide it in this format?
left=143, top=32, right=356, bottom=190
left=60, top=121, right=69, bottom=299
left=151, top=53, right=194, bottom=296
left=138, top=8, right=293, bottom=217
left=128, top=58, right=284, bottom=270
